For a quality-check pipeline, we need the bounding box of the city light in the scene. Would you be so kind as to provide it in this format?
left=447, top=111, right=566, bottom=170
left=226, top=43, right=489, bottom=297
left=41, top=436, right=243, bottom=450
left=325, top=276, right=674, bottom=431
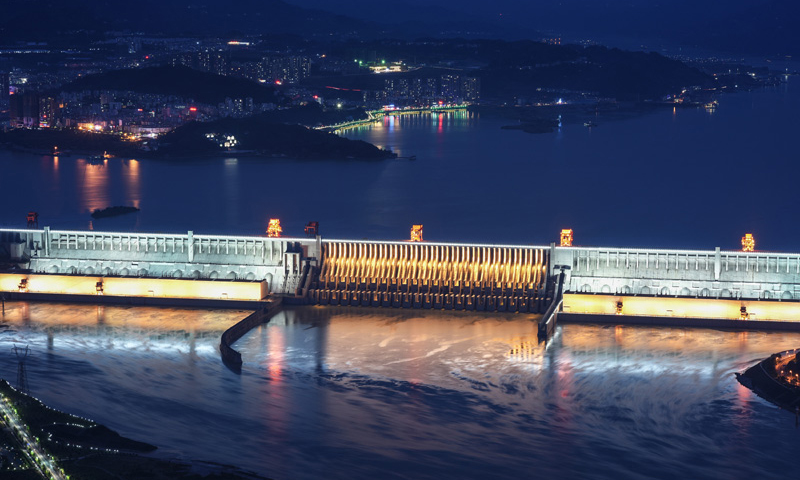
left=410, top=224, right=423, bottom=242
left=742, top=233, right=755, bottom=252
left=563, top=294, right=800, bottom=322
left=0, top=273, right=266, bottom=301
left=267, top=219, right=283, bottom=238
left=560, top=229, right=573, bottom=247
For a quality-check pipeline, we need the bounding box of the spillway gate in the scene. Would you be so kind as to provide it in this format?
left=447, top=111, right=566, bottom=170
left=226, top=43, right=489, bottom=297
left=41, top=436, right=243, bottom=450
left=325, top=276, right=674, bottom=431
left=308, top=240, right=553, bottom=313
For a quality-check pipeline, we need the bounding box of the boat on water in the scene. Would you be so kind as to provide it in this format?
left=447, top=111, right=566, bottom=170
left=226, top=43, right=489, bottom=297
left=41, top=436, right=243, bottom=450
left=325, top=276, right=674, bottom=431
left=87, top=151, right=112, bottom=164
left=50, top=146, right=71, bottom=157
left=584, top=121, right=597, bottom=127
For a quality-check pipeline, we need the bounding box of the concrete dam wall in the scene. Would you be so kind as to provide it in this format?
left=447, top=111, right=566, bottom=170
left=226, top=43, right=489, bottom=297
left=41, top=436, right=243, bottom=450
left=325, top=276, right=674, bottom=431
left=309, top=240, right=552, bottom=312
left=553, top=246, right=800, bottom=300
left=7, top=225, right=800, bottom=311
left=0, top=227, right=320, bottom=296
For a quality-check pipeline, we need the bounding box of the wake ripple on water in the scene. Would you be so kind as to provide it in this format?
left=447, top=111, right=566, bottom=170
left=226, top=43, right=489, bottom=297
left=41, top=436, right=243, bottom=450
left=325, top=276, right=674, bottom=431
left=2, top=305, right=800, bottom=479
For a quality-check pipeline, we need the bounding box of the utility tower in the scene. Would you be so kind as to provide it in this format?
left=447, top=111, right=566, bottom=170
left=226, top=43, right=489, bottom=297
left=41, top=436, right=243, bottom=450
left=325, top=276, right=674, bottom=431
left=13, top=345, right=30, bottom=394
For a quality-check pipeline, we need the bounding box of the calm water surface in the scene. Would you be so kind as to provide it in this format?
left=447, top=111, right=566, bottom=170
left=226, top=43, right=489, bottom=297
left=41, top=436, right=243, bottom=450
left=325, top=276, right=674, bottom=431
left=0, top=303, right=799, bottom=479
left=0, top=78, right=798, bottom=249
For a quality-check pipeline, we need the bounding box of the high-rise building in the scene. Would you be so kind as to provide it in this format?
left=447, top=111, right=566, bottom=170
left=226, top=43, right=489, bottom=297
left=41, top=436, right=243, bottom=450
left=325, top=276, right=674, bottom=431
left=462, top=77, right=481, bottom=102
left=0, top=72, right=9, bottom=104
left=10, top=93, right=39, bottom=128
left=171, top=51, right=229, bottom=76
left=39, top=96, right=57, bottom=128
left=0, top=73, right=8, bottom=127
left=262, top=56, right=311, bottom=84
left=440, top=74, right=461, bottom=100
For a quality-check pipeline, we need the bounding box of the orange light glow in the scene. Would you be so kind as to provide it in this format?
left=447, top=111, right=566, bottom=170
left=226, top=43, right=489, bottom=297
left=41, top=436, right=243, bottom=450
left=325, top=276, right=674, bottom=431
left=410, top=225, right=423, bottom=242
left=563, top=293, right=800, bottom=323
left=320, top=242, right=547, bottom=287
left=0, top=274, right=266, bottom=301
left=560, top=229, right=573, bottom=247
left=742, top=233, right=755, bottom=252
left=267, top=218, right=283, bottom=238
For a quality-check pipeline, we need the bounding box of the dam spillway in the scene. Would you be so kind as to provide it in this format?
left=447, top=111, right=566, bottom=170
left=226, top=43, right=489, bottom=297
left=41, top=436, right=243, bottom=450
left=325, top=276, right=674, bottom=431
left=308, top=240, right=551, bottom=312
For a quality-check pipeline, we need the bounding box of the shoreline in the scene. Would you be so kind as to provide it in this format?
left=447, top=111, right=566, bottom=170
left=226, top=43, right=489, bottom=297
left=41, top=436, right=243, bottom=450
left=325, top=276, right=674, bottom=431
left=0, top=142, right=395, bottom=162
left=0, top=375, right=269, bottom=479
left=737, top=350, right=800, bottom=412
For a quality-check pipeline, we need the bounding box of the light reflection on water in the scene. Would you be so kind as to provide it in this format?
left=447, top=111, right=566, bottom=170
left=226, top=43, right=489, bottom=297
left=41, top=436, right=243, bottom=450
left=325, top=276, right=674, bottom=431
left=76, top=159, right=110, bottom=214
left=1, top=303, right=799, bottom=479
left=2, top=85, right=799, bottom=248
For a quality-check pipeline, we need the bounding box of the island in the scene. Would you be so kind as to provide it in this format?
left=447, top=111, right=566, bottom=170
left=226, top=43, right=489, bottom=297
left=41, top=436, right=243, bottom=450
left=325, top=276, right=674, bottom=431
left=0, top=113, right=394, bottom=160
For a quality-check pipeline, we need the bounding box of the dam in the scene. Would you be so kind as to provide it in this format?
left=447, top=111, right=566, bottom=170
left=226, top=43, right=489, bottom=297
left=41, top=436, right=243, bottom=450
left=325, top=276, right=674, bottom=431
left=4, top=226, right=800, bottom=332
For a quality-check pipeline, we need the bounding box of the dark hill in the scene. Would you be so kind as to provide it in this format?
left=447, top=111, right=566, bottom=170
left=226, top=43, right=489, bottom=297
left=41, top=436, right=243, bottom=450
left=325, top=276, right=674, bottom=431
left=314, top=39, right=711, bottom=101
left=61, top=66, right=276, bottom=105
left=481, top=46, right=712, bottom=101
left=158, top=115, right=393, bottom=159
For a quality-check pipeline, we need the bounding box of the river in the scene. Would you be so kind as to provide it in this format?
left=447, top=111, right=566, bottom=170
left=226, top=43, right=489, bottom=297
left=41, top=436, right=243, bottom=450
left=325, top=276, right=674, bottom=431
left=0, top=77, right=798, bottom=250
left=0, top=302, right=798, bottom=479
left=1, top=71, right=799, bottom=479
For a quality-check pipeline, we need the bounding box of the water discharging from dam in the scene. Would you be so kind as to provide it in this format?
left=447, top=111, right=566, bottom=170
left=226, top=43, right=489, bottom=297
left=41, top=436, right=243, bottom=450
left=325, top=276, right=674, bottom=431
left=310, top=241, right=551, bottom=312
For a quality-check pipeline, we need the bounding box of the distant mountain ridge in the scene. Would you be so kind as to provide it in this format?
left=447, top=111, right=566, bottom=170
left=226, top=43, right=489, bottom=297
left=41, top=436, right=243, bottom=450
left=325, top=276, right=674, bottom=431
left=0, top=0, right=378, bottom=41
left=286, top=0, right=800, bottom=56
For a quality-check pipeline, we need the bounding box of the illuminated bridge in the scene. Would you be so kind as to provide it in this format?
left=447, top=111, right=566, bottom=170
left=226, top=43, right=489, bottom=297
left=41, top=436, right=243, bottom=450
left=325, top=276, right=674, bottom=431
left=4, top=227, right=800, bottom=331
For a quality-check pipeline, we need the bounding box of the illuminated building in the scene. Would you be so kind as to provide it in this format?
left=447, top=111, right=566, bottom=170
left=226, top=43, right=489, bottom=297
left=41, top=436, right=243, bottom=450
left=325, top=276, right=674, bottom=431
left=410, top=225, right=423, bottom=242
left=462, top=77, right=481, bottom=102
left=261, top=56, right=310, bottom=84
left=742, top=234, right=755, bottom=252
left=267, top=219, right=283, bottom=237
left=171, top=51, right=229, bottom=76
left=38, top=96, right=57, bottom=128
left=560, top=229, right=573, bottom=247
left=0, top=72, right=8, bottom=107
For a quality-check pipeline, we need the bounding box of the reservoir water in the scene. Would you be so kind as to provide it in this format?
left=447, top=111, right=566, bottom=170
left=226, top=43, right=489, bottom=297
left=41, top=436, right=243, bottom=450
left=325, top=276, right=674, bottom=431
left=0, top=302, right=799, bottom=479
left=0, top=77, right=798, bottom=250
left=1, top=76, right=800, bottom=478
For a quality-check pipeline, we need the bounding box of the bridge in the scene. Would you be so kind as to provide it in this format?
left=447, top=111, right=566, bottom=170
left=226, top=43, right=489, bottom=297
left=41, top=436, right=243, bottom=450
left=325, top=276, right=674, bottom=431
left=3, top=226, right=800, bottom=334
